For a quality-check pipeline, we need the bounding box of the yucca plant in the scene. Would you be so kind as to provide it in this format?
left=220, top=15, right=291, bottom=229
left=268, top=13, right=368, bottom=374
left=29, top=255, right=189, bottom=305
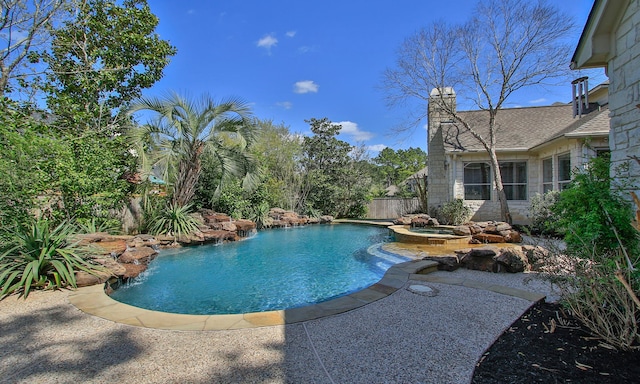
left=0, top=218, right=103, bottom=299
left=148, top=203, right=200, bottom=243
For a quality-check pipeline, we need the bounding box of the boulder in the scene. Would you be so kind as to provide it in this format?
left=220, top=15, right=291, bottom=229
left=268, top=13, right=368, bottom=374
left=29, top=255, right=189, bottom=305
left=423, top=255, right=462, bottom=271
left=500, top=230, right=522, bottom=243
left=319, top=215, right=334, bottom=223
left=453, top=225, right=472, bottom=236
left=473, top=233, right=506, bottom=243
left=118, top=247, right=158, bottom=264
left=92, top=238, right=128, bottom=257
left=394, top=216, right=413, bottom=225
left=121, top=263, right=147, bottom=279
left=494, top=248, right=530, bottom=273
left=426, top=218, right=440, bottom=226
left=75, top=270, right=111, bottom=287
left=221, top=222, right=237, bottom=232
left=460, top=247, right=499, bottom=272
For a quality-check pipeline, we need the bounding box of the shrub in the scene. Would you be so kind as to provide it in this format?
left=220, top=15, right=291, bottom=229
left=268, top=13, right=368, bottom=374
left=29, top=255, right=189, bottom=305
left=147, top=203, right=201, bottom=242
left=544, top=157, right=640, bottom=350
left=551, top=157, right=638, bottom=255
left=434, top=199, right=472, bottom=225
left=0, top=218, right=102, bottom=299
left=528, top=191, right=560, bottom=235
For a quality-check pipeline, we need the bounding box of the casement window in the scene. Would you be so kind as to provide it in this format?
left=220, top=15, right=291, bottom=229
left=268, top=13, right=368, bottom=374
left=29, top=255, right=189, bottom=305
left=542, top=158, right=553, bottom=193
left=557, top=153, right=571, bottom=190
left=500, top=161, right=528, bottom=200
left=464, top=162, right=491, bottom=200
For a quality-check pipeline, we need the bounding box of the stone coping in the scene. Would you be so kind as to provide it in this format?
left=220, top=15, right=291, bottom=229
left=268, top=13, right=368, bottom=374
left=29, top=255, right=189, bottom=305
left=68, top=257, right=546, bottom=331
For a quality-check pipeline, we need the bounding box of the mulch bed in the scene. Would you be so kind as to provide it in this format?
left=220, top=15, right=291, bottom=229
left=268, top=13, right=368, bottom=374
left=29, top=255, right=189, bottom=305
left=471, top=301, right=640, bottom=383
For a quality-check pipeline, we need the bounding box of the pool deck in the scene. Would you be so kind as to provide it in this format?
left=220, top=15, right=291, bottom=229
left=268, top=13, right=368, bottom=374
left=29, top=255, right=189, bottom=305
left=1, top=242, right=558, bottom=383
left=68, top=259, right=544, bottom=331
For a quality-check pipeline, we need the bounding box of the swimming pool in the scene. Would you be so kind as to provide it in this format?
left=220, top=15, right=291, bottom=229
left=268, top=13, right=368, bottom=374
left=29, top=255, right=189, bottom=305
left=110, top=224, right=408, bottom=315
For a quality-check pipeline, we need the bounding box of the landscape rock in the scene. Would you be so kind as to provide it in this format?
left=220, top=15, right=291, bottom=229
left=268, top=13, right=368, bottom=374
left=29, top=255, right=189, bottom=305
left=422, top=255, right=462, bottom=271
left=495, top=248, right=530, bottom=273
left=453, top=225, right=472, bottom=236
left=118, top=247, right=158, bottom=264
left=473, top=233, right=506, bottom=243
left=461, top=247, right=499, bottom=272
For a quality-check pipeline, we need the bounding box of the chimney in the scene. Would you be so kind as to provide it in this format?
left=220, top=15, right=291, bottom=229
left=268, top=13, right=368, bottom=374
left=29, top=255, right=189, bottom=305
left=572, top=77, right=589, bottom=118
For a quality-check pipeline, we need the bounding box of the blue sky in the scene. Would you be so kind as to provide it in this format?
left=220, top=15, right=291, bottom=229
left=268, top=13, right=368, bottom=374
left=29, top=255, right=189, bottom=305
left=142, top=0, right=606, bottom=155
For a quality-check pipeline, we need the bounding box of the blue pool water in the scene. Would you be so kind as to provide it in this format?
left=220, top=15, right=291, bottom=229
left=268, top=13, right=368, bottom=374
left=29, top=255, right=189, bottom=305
left=110, top=224, right=408, bottom=315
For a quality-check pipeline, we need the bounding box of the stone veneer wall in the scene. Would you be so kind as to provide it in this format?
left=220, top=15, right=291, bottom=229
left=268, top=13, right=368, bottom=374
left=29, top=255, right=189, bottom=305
left=609, top=0, right=640, bottom=197
left=427, top=89, right=455, bottom=209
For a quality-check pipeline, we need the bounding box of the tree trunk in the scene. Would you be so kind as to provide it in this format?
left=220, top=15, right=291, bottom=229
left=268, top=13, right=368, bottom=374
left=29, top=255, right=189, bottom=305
left=487, top=148, right=512, bottom=224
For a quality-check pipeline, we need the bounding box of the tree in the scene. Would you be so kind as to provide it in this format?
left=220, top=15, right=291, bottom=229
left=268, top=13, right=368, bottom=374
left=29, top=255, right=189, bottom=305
left=43, top=0, right=176, bottom=130
left=249, top=119, right=303, bottom=210
left=0, top=0, right=71, bottom=99
left=383, top=0, right=574, bottom=223
left=372, top=147, right=426, bottom=188
left=128, top=92, right=259, bottom=208
left=299, top=117, right=371, bottom=217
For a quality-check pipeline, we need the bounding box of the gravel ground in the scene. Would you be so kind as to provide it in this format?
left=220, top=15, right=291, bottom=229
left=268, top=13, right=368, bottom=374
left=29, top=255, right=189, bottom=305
left=0, top=270, right=557, bottom=384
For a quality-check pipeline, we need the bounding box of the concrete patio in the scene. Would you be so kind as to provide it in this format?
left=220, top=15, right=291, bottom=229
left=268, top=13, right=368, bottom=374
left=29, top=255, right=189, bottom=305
left=0, top=262, right=557, bottom=383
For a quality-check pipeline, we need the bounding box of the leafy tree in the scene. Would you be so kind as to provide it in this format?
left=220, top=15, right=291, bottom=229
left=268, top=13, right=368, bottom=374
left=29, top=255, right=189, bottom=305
left=0, top=100, right=59, bottom=228
left=383, top=0, right=574, bottom=224
left=299, top=118, right=371, bottom=217
left=128, top=92, right=259, bottom=208
left=44, top=0, right=176, bottom=130
left=249, top=119, right=303, bottom=210
left=372, top=147, right=426, bottom=188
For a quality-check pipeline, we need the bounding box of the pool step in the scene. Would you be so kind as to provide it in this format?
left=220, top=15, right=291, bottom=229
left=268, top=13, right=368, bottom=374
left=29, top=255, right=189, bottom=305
left=367, top=243, right=410, bottom=270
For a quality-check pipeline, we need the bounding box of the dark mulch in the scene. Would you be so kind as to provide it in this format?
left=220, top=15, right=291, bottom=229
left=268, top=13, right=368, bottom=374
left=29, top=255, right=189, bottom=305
left=472, top=301, right=640, bottom=383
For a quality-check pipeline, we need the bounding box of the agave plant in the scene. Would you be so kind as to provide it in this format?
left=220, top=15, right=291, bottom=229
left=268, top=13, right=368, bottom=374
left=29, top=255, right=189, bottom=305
left=0, top=219, right=102, bottom=299
left=148, top=203, right=200, bottom=242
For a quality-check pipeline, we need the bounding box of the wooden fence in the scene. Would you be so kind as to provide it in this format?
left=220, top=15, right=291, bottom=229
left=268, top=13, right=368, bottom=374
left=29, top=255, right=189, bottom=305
left=365, top=197, right=421, bottom=219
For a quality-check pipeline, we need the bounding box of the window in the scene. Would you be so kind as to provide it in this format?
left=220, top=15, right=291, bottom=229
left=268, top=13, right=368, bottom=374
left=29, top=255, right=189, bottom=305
left=464, top=162, right=491, bottom=200
left=500, top=161, right=527, bottom=200
left=557, top=153, right=571, bottom=190
left=542, top=158, right=553, bottom=193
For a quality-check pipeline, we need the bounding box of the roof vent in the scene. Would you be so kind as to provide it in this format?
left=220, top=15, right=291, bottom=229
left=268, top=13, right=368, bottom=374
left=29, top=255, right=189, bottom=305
left=572, top=77, right=589, bottom=118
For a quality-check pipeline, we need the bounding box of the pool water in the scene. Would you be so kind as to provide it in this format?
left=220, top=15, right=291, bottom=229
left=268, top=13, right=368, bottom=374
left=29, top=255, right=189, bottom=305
left=110, top=224, right=408, bottom=315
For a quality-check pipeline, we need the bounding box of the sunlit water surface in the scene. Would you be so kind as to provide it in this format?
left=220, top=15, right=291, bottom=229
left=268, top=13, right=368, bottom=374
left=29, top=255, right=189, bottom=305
left=110, top=224, right=408, bottom=315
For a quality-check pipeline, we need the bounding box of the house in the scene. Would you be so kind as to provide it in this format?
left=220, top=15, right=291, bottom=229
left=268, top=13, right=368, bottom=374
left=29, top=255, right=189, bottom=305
left=427, top=83, right=610, bottom=224
left=570, top=0, right=640, bottom=202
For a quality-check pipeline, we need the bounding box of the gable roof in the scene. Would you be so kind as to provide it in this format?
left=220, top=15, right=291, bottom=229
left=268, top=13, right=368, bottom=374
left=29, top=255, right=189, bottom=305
left=571, top=0, right=630, bottom=69
left=442, top=104, right=609, bottom=153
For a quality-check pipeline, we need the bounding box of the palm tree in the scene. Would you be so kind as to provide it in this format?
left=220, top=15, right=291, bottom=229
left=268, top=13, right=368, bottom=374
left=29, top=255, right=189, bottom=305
left=127, top=92, right=259, bottom=207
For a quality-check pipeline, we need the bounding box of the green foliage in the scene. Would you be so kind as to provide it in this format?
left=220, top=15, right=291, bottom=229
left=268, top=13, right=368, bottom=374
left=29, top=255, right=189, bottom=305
left=44, top=0, right=177, bottom=125
left=212, top=180, right=271, bottom=220
left=76, top=217, right=121, bottom=234
left=128, top=92, right=258, bottom=208
left=299, top=118, right=372, bottom=218
left=551, top=157, right=638, bottom=255
left=528, top=191, right=560, bottom=235
left=0, top=218, right=102, bottom=299
left=372, top=147, right=427, bottom=188
left=249, top=119, right=303, bottom=210
left=147, top=203, right=200, bottom=241
left=434, top=199, right=472, bottom=225
left=0, top=100, right=57, bottom=227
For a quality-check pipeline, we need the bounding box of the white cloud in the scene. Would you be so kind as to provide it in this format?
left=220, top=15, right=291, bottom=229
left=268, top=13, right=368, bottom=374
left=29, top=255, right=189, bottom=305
left=293, top=80, right=319, bottom=94
left=367, top=144, right=387, bottom=152
left=257, top=34, right=278, bottom=52
left=529, top=98, right=547, bottom=104
left=276, top=101, right=293, bottom=110
left=336, top=121, right=374, bottom=141
left=286, top=31, right=297, bottom=38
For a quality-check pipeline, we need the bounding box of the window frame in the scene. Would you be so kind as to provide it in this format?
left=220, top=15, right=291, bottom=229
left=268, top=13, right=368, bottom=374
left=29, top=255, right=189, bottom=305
left=499, top=161, right=528, bottom=201
left=542, top=157, right=553, bottom=193
left=463, top=162, right=491, bottom=200
left=557, top=153, right=572, bottom=190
